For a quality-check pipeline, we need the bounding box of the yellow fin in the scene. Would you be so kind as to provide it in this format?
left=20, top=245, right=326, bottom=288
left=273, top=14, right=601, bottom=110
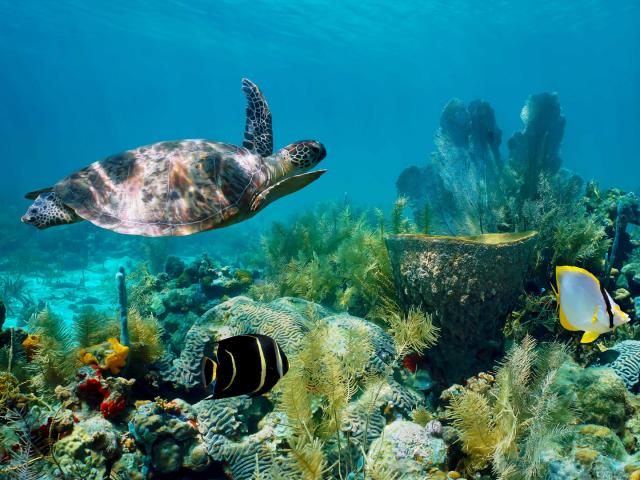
left=580, top=331, right=600, bottom=344
left=591, top=305, right=599, bottom=325
left=559, top=305, right=579, bottom=331
left=556, top=265, right=601, bottom=287
left=596, top=343, right=608, bottom=352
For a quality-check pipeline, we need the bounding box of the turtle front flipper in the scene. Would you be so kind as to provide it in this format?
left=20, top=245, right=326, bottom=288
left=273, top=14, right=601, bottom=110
left=251, top=170, right=326, bottom=212
left=241, top=78, right=273, bottom=157
left=25, top=187, right=54, bottom=200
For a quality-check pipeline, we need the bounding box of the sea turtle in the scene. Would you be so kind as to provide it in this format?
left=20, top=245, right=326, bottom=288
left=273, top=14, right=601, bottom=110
left=21, top=79, right=326, bottom=236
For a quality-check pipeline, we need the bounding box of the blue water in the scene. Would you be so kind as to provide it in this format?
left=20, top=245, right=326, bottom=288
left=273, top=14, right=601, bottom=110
left=1, top=0, right=639, bottom=221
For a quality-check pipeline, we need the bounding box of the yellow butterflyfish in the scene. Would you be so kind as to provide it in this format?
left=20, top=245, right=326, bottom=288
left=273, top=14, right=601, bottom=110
left=555, top=266, right=630, bottom=343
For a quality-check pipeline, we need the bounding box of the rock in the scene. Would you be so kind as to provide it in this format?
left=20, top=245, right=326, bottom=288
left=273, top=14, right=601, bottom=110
left=365, top=420, right=447, bottom=479
left=110, top=451, right=146, bottom=480
left=614, top=288, right=631, bottom=304
left=540, top=424, right=640, bottom=479
left=129, top=397, right=210, bottom=475
left=385, top=231, right=537, bottom=386
left=53, top=417, right=118, bottom=480
left=553, top=361, right=632, bottom=433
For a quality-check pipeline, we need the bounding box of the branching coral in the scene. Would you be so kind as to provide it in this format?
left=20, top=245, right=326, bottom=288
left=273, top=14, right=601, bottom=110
left=446, top=337, right=573, bottom=479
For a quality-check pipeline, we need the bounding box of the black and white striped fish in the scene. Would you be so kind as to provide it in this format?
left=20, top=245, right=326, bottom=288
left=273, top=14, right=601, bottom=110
left=201, top=334, right=289, bottom=399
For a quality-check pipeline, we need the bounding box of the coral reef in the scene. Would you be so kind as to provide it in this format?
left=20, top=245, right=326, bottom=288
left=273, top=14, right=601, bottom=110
left=150, top=295, right=432, bottom=479
left=3, top=84, right=640, bottom=480
left=53, top=416, right=119, bottom=479
left=386, top=231, right=537, bottom=385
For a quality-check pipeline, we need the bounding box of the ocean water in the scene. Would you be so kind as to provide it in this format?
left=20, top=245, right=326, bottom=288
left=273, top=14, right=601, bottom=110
left=1, top=1, right=640, bottom=479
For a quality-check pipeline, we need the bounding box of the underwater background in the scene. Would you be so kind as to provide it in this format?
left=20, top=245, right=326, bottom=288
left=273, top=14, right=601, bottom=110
left=2, top=1, right=640, bottom=479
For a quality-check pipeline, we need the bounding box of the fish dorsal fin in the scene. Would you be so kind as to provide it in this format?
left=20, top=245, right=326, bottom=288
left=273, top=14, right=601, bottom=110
left=251, top=170, right=326, bottom=212
left=25, top=187, right=53, bottom=200
left=581, top=331, right=600, bottom=344
left=242, top=78, right=273, bottom=157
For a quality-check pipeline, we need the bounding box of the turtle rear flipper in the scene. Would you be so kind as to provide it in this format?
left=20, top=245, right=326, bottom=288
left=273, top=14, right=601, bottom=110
left=25, top=187, right=53, bottom=200
left=251, top=170, right=326, bottom=212
left=242, top=78, right=273, bottom=157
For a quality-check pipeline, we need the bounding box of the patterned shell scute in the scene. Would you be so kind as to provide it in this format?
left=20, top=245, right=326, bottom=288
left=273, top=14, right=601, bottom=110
left=54, top=140, right=265, bottom=236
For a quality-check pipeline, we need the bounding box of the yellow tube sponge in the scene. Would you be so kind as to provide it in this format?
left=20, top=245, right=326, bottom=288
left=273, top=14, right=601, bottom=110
left=105, top=338, right=129, bottom=375
left=79, top=338, right=129, bottom=375
left=21, top=334, right=41, bottom=349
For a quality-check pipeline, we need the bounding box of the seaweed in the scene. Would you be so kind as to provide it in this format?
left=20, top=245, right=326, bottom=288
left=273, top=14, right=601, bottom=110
left=510, top=174, right=609, bottom=282
left=287, top=436, right=326, bottom=480
left=389, top=197, right=415, bottom=235
left=126, top=263, right=160, bottom=317
left=273, top=319, right=379, bottom=478
left=254, top=203, right=399, bottom=319
left=1, top=275, right=35, bottom=318
left=72, top=307, right=115, bottom=349
left=446, top=337, right=573, bottom=478
left=383, top=307, right=439, bottom=357
left=0, top=408, right=51, bottom=480
left=25, top=308, right=78, bottom=393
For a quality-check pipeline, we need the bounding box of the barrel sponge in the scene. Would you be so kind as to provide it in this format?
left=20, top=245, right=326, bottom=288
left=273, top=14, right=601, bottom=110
left=386, top=231, right=538, bottom=386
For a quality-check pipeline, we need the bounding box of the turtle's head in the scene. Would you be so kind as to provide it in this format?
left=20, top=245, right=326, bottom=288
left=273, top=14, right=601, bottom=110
left=21, top=192, right=79, bottom=229
left=274, top=140, right=326, bottom=177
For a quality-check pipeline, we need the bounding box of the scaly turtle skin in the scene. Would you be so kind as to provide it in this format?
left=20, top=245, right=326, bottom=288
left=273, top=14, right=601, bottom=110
left=21, top=79, right=326, bottom=237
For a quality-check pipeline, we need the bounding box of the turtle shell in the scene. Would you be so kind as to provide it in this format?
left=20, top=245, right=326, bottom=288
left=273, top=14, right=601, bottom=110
left=54, top=140, right=267, bottom=236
